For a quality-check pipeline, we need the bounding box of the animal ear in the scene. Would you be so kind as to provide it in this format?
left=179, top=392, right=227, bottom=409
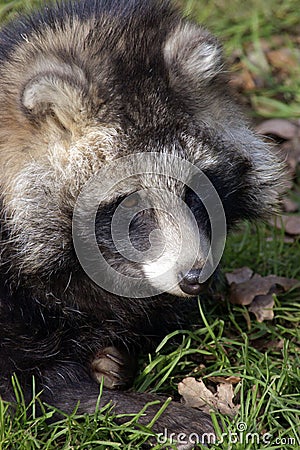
left=164, top=22, right=224, bottom=84
left=21, top=66, right=89, bottom=130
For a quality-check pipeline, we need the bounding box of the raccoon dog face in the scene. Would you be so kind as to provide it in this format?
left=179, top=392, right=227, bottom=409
left=0, top=0, right=286, bottom=302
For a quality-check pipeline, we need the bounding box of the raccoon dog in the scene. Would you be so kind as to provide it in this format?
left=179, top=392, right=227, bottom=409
left=0, top=0, right=285, bottom=444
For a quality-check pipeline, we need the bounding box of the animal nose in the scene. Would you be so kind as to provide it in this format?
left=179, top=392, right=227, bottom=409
left=179, top=269, right=204, bottom=295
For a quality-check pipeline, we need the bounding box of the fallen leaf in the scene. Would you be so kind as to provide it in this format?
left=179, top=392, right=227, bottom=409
left=256, top=119, right=299, bottom=141
left=230, top=66, right=256, bottom=91
left=208, top=376, right=241, bottom=385
left=264, top=275, right=299, bottom=291
left=258, top=36, right=285, bottom=52
left=284, top=237, right=295, bottom=243
left=229, top=274, right=272, bottom=305
left=178, top=377, right=215, bottom=412
left=283, top=216, right=300, bottom=236
left=271, top=215, right=300, bottom=235
left=248, top=294, right=275, bottom=322
left=280, top=140, right=300, bottom=175
left=251, top=338, right=284, bottom=352
left=216, top=384, right=240, bottom=416
left=266, top=236, right=295, bottom=244
left=225, top=267, right=253, bottom=285
left=228, top=271, right=299, bottom=308
left=283, top=198, right=299, bottom=213
left=178, top=377, right=240, bottom=417
left=192, top=364, right=206, bottom=373
left=266, top=48, right=299, bottom=72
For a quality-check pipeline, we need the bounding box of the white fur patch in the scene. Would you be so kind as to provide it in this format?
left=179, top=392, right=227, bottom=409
left=164, top=23, right=223, bottom=81
left=143, top=259, right=186, bottom=297
left=142, top=204, right=209, bottom=297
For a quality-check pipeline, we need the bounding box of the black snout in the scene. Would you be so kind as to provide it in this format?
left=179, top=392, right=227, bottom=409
left=179, top=269, right=204, bottom=295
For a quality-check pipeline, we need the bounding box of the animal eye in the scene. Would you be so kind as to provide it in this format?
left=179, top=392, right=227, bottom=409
left=121, top=192, right=140, bottom=209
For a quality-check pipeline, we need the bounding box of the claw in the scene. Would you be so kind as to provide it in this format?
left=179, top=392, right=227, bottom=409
left=105, top=353, right=124, bottom=366
left=109, top=370, right=123, bottom=379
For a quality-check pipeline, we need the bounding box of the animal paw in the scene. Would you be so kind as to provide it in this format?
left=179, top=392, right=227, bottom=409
left=90, top=346, right=135, bottom=389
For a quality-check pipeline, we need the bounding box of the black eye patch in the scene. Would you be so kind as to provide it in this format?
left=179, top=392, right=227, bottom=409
left=184, top=186, right=211, bottom=238
left=95, top=195, right=158, bottom=256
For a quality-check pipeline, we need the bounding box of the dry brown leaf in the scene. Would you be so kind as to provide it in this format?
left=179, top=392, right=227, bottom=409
left=178, top=377, right=215, bottom=413
left=283, top=198, right=299, bottom=213
left=255, top=119, right=299, bottom=140
left=225, top=267, right=253, bottom=285
left=208, top=376, right=241, bottom=385
left=178, top=377, right=240, bottom=417
left=248, top=294, right=275, bottom=322
left=266, top=48, right=299, bottom=72
left=282, top=216, right=300, bottom=236
left=228, top=271, right=298, bottom=309
left=264, top=275, right=299, bottom=291
left=229, top=274, right=272, bottom=305
left=259, top=36, right=285, bottom=52
left=266, top=236, right=295, bottom=244
left=252, top=338, right=284, bottom=352
left=280, top=140, right=300, bottom=175
left=216, top=384, right=240, bottom=416
left=230, top=67, right=256, bottom=91
left=285, top=237, right=295, bottom=243
left=271, top=215, right=300, bottom=235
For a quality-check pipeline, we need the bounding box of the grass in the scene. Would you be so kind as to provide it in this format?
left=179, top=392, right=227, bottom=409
left=182, top=0, right=300, bottom=118
left=0, top=0, right=299, bottom=449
